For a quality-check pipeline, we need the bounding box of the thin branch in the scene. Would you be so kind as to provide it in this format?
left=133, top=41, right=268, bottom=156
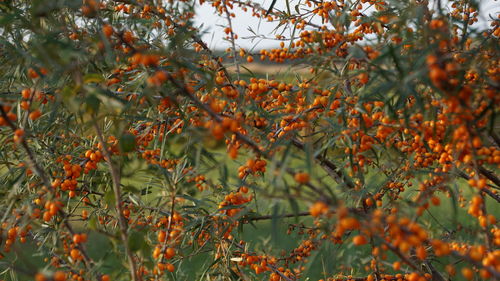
left=92, top=120, right=139, bottom=281
left=451, top=250, right=500, bottom=279
left=242, top=211, right=310, bottom=222
left=166, top=75, right=263, bottom=155
left=478, top=166, right=500, bottom=188
left=379, top=239, right=420, bottom=272
left=292, top=138, right=354, bottom=189
left=456, top=169, right=500, bottom=202
left=224, top=4, right=241, bottom=80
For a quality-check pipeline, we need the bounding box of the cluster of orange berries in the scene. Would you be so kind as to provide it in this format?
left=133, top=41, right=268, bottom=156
left=59, top=159, right=82, bottom=196
left=83, top=149, right=103, bottom=172
left=237, top=254, right=286, bottom=276
left=34, top=271, right=69, bottom=281
left=449, top=242, right=500, bottom=279
left=137, top=148, right=188, bottom=176
left=0, top=105, right=17, bottom=126
left=426, top=54, right=461, bottom=92
left=205, top=118, right=239, bottom=140
left=151, top=213, right=184, bottom=275
left=130, top=53, right=161, bottom=67
left=1, top=224, right=30, bottom=253
left=467, top=195, right=497, bottom=229
left=218, top=188, right=252, bottom=217
left=68, top=233, right=88, bottom=262
left=237, top=158, right=267, bottom=179
left=39, top=200, right=63, bottom=222
left=187, top=174, right=207, bottom=191
left=35, top=270, right=110, bottom=281
left=287, top=239, right=318, bottom=264
left=309, top=201, right=328, bottom=217
left=27, top=67, right=48, bottom=79
left=19, top=88, right=50, bottom=118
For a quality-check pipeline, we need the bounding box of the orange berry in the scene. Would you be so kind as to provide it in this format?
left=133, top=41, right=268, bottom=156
left=461, top=267, right=474, bottom=280
left=426, top=55, right=438, bottom=65
left=476, top=178, right=486, bottom=189
left=309, top=201, right=328, bottom=217
left=228, top=146, right=238, bottom=159
left=102, top=24, right=114, bottom=37
left=28, top=68, right=39, bottom=78
left=407, top=273, right=419, bottom=281
left=165, top=247, right=175, bottom=259
left=53, top=271, right=67, bottom=281
left=43, top=211, right=52, bottom=222
left=153, top=246, right=161, bottom=259
left=7, top=228, right=17, bottom=238
left=479, top=269, right=491, bottom=279
left=166, top=263, right=175, bottom=272
left=416, top=246, right=427, bottom=260
left=393, top=261, right=401, bottom=270
left=81, top=210, right=88, bottom=220
left=340, top=217, right=360, bottom=230
left=430, top=196, right=440, bottom=206
left=122, top=208, right=130, bottom=218
left=358, top=72, right=369, bottom=84
left=294, top=172, right=310, bottom=184
left=445, top=265, right=456, bottom=276
left=21, top=89, right=32, bottom=99
left=365, top=197, right=373, bottom=207
left=352, top=235, right=367, bottom=245
left=429, top=66, right=447, bottom=85
left=29, top=109, right=42, bottom=120
left=20, top=100, right=30, bottom=110
left=35, top=273, right=47, bottom=281
left=215, top=76, right=225, bottom=85
left=472, top=137, right=482, bottom=148
left=73, top=234, right=82, bottom=244
left=70, top=248, right=81, bottom=260
left=157, top=230, right=166, bottom=243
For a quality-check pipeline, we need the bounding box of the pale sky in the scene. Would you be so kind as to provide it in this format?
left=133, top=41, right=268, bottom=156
left=194, top=0, right=500, bottom=50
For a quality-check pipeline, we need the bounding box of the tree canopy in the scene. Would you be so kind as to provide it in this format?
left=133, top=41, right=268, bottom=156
left=0, top=0, right=499, bottom=281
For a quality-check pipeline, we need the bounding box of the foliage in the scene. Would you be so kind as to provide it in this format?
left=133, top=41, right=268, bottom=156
left=0, top=0, right=499, bottom=281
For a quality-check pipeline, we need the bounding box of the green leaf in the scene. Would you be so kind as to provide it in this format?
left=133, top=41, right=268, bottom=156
left=271, top=203, right=280, bottom=243
left=123, top=185, right=140, bottom=194
left=88, top=215, right=97, bottom=230
left=104, top=189, right=115, bottom=206
left=120, top=133, right=136, bottom=153
left=85, top=94, right=101, bottom=113
left=128, top=231, right=144, bottom=252
left=84, top=73, right=104, bottom=84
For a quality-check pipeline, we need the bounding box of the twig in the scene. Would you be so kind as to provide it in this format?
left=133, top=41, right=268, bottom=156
left=242, top=211, right=310, bottom=222
left=224, top=4, right=241, bottom=81
left=451, top=250, right=500, bottom=279
left=456, top=169, right=500, bottom=203
left=379, top=239, right=420, bottom=272
left=291, top=138, right=354, bottom=189
left=92, top=119, right=139, bottom=281
left=166, top=75, right=263, bottom=155
left=478, top=166, right=500, bottom=188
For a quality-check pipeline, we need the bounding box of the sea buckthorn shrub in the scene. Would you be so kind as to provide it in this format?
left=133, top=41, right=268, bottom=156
left=0, top=0, right=498, bottom=280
